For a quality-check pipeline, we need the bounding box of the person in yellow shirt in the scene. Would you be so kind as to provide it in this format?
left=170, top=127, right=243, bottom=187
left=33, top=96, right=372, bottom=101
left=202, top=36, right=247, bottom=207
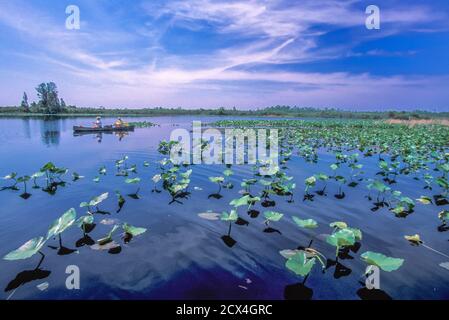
left=114, top=117, right=125, bottom=128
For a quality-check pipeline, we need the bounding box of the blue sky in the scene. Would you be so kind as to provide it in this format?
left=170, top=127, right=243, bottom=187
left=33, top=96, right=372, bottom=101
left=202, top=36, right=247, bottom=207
left=0, top=0, right=448, bottom=110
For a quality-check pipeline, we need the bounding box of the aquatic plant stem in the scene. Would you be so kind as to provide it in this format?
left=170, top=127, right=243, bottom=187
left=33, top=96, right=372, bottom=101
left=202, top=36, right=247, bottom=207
left=35, top=251, right=45, bottom=270
left=422, top=244, right=449, bottom=259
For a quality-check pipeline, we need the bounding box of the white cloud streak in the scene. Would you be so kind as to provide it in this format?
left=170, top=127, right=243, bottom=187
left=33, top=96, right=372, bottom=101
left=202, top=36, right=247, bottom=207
left=0, top=0, right=447, bottom=109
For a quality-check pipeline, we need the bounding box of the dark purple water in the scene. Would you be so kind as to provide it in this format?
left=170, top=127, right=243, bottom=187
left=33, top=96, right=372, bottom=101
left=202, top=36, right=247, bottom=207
left=0, top=116, right=448, bottom=300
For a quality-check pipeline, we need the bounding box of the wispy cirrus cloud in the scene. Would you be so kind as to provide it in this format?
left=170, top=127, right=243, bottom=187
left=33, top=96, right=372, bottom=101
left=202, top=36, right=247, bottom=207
left=0, top=0, right=448, bottom=110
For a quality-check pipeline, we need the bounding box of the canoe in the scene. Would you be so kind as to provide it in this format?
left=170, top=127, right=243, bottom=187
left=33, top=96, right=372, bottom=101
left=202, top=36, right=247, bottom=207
left=73, top=125, right=135, bottom=133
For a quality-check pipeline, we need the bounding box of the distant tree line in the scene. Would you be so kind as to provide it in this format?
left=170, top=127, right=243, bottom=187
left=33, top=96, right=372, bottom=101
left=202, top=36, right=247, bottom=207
left=1, top=84, right=448, bottom=119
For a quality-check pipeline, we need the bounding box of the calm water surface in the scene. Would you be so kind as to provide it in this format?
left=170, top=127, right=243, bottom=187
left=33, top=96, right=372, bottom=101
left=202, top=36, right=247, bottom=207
left=0, top=116, right=448, bottom=300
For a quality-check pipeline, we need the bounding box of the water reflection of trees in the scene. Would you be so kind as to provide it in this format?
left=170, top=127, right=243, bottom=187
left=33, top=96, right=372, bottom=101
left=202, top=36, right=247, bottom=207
left=21, top=118, right=31, bottom=139
left=40, top=117, right=61, bottom=146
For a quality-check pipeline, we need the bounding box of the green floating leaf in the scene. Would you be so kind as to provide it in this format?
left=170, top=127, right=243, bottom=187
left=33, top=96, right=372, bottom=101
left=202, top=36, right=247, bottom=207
left=92, top=193, right=109, bottom=206
left=264, top=211, right=283, bottom=222
left=229, top=195, right=250, bottom=208
left=72, top=172, right=84, bottom=181
left=223, top=169, right=233, bottom=177
left=279, top=249, right=300, bottom=259
left=169, top=183, right=187, bottom=194
left=348, top=227, right=362, bottom=241
left=47, top=208, right=77, bottom=239
left=436, top=177, right=448, bottom=189
left=97, top=225, right=119, bottom=245
left=209, top=176, right=224, bottom=183
left=305, top=176, right=316, bottom=186
left=330, top=221, right=348, bottom=229
left=259, top=179, right=272, bottom=187
left=122, top=223, right=147, bottom=236
left=315, top=173, right=329, bottom=181
left=439, top=210, right=449, bottom=223
left=404, top=234, right=423, bottom=245
left=80, top=192, right=109, bottom=208
left=2, top=172, right=17, bottom=180
left=326, top=228, right=356, bottom=248
left=368, top=180, right=391, bottom=193
left=221, top=210, right=238, bottom=222
left=292, top=216, right=318, bottom=229
left=416, top=196, right=432, bottom=205
left=76, top=215, right=94, bottom=228
left=40, top=162, right=55, bottom=172
left=115, top=190, right=126, bottom=206
left=285, top=251, right=316, bottom=277
left=125, top=177, right=141, bottom=184
left=31, top=171, right=45, bottom=179
left=180, top=169, right=193, bottom=179
left=17, top=176, right=30, bottom=183
left=330, top=164, right=339, bottom=171
left=241, top=178, right=257, bottom=187
left=361, top=251, right=404, bottom=272
left=3, top=237, right=46, bottom=260
left=152, top=174, right=162, bottom=183
left=99, top=166, right=107, bottom=175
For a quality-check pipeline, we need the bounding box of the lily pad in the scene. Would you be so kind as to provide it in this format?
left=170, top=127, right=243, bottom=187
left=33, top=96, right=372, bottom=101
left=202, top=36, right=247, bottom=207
left=152, top=174, right=162, bottom=183
left=305, top=176, right=316, bottom=186
left=285, top=251, right=316, bottom=277
left=326, top=228, right=356, bottom=248
left=361, top=251, right=404, bottom=272
left=229, top=195, right=250, bottom=208
left=47, top=208, right=76, bottom=239
left=292, top=216, right=318, bottom=229
left=330, top=221, right=348, bottom=229
left=279, top=249, right=300, bottom=259
left=404, top=234, right=423, bottom=245
left=347, top=227, right=362, bottom=241
left=416, top=196, right=432, bottom=205
left=223, top=169, right=233, bottom=177
left=438, top=210, right=449, bottom=223
left=125, top=177, right=141, bottom=184
left=209, top=176, right=224, bottom=183
left=97, top=225, right=119, bottom=245
left=3, top=237, right=46, bottom=260
left=221, top=210, right=238, bottom=222
left=122, top=223, right=147, bottom=236
left=3, top=172, right=17, bottom=180
left=264, top=211, right=283, bottom=222
left=76, top=215, right=94, bottom=227
left=80, top=192, right=109, bottom=208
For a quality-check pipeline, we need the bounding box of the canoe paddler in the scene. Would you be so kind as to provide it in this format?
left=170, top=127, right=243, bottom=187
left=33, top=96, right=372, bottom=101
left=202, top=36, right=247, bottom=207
left=94, top=116, right=102, bottom=128
left=114, top=117, right=128, bottom=128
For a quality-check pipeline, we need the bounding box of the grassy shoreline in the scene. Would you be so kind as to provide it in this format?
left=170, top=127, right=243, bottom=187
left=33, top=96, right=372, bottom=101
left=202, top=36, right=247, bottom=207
left=1, top=109, right=449, bottom=120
